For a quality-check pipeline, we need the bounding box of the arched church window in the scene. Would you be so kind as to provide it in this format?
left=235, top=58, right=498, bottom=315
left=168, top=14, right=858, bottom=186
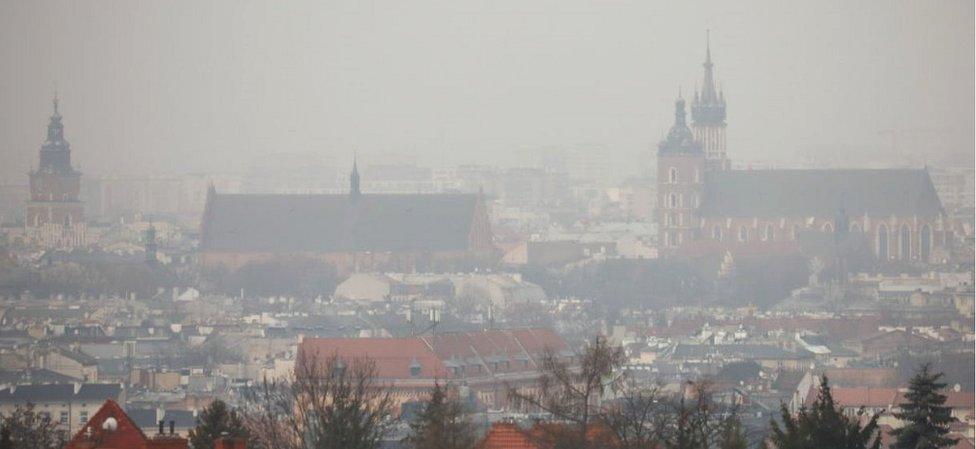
left=877, top=224, right=889, bottom=260
left=738, top=226, right=747, bottom=243
left=899, top=224, right=911, bottom=260
left=669, top=167, right=678, bottom=184
left=920, top=225, right=932, bottom=261
left=669, top=193, right=679, bottom=209
left=822, top=222, right=833, bottom=233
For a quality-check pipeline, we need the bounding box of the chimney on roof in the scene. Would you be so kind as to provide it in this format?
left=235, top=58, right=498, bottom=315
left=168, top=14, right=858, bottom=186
left=158, top=420, right=165, bottom=435
left=169, top=420, right=175, bottom=435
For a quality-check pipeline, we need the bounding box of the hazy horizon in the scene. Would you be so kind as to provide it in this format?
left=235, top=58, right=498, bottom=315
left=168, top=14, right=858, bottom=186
left=1, top=0, right=973, bottom=180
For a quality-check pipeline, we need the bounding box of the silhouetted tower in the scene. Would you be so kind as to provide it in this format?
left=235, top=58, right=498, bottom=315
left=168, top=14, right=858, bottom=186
left=26, top=93, right=86, bottom=247
left=349, top=157, right=361, bottom=201
left=144, top=224, right=158, bottom=264
left=691, top=31, right=729, bottom=171
left=657, top=93, right=704, bottom=251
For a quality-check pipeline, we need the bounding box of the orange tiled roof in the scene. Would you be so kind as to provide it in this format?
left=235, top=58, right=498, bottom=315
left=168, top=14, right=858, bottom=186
left=65, top=399, right=188, bottom=449
left=300, top=328, right=568, bottom=380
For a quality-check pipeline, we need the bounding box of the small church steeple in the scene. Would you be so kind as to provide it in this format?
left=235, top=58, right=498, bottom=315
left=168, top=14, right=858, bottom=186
left=350, top=157, right=361, bottom=200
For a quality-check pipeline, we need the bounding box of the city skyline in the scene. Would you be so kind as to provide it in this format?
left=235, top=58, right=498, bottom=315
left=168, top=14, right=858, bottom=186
left=0, top=0, right=972, bottom=181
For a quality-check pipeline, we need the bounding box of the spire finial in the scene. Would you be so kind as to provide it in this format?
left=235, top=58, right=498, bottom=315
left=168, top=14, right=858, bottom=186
left=706, top=29, right=711, bottom=64
left=350, top=153, right=361, bottom=200
left=52, top=89, right=60, bottom=116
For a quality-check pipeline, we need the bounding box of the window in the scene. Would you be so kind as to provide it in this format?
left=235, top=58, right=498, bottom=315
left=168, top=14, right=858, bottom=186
left=738, top=226, right=748, bottom=242
left=60, top=411, right=68, bottom=425
left=712, top=225, right=722, bottom=241
left=792, top=225, right=801, bottom=241
left=666, top=231, right=678, bottom=247
left=80, top=411, right=88, bottom=424
left=877, top=224, right=889, bottom=259
left=763, top=224, right=774, bottom=242
left=920, top=225, right=932, bottom=261
left=668, top=193, right=679, bottom=209
left=899, top=224, right=911, bottom=260
left=669, top=167, right=678, bottom=184
left=822, top=222, right=833, bottom=233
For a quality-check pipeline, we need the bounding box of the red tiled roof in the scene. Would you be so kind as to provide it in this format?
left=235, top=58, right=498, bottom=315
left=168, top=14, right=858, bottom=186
left=943, top=391, right=976, bottom=410
left=300, top=328, right=567, bottom=380
left=824, top=368, right=900, bottom=388
left=65, top=399, right=188, bottom=449
left=805, top=387, right=900, bottom=409
left=300, top=337, right=447, bottom=379
left=477, top=422, right=540, bottom=449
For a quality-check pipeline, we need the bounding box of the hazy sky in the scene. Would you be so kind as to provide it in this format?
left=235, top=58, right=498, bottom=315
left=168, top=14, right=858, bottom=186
left=1, top=0, right=972, bottom=180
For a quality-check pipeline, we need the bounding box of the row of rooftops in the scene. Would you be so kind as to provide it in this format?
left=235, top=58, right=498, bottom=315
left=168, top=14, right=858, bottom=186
left=299, top=328, right=569, bottom=380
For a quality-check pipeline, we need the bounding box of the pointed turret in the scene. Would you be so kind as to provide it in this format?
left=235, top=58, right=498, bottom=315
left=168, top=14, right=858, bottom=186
left=692, top=30, right=726, bottom=126
left=349, top=157, right=361, bottom=201
left=39, top=92, right=72, bottom=173
left=658, top=93, right=701, bottom=155
left=690, top=31, right=730, bottom=171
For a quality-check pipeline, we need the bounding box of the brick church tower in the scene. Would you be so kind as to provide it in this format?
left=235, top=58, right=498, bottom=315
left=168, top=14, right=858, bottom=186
left=657, top=94, right=704, bottom=250
left=26, top=94, right=87, bottom=248
left=691, top=31, right=729, bottom=172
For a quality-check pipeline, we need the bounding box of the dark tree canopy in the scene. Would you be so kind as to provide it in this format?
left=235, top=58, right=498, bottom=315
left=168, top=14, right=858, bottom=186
left=891, top=364, right=959, bottom=449
left=188, top=399, right=249, bottom=449
left=766, top=376, right=882, bottom=449
left=402, top=381, right=477, bottom=449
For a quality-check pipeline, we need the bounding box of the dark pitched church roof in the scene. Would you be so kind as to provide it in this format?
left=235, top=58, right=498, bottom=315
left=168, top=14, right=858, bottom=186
left=699, top=169, right=943, bottom=218
left=201, top=193, right=480, bottom=253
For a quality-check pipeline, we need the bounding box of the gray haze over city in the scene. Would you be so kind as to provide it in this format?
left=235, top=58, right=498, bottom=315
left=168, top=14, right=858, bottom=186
left=0, top=2, right=973, bottom=449
left=1, top=0, right=972, bottom=179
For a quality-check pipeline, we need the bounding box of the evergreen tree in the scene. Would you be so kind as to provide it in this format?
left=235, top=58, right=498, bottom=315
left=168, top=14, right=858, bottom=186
left=891, top=364, right=959, bottom=449
left=402, top=382, right=476, bottom=449
left=189, top=399, right=249, bottom=449
left=0, top=424, right=12, bottom=449
left=766, top=376, right=881, bottom=449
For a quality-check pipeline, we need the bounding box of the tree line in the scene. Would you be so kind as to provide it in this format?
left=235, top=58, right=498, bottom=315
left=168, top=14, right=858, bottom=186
left=0, top=339, right=960, bottom=449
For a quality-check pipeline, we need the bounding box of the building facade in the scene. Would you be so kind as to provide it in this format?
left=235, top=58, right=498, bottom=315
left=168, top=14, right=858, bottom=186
left=26, top=95, right=87, bottom=248
left=656, top=37, right=953, bottom=263
left=199, top=162, right=496, bottom=274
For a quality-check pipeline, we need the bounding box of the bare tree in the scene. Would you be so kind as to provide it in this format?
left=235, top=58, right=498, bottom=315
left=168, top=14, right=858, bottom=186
left=243, top=350, right=396, bottom=449
left=602, top=382, right=671, bottom=449
left=508, top=335, right=626, bottom=449
left=0, top=403, right=67, bottom=449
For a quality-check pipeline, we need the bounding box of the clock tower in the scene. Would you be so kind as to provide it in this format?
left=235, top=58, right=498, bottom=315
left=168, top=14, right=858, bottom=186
left=26, top=94, right=87, bottom=248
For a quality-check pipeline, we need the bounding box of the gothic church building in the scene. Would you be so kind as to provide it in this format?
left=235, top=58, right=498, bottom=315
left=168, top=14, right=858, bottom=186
left=657, top=37, right=952, bottom=263
left=199, top=161, right=496, bottom=274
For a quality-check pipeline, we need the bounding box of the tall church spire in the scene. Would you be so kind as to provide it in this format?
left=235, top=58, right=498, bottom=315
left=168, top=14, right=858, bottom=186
left=690, top=31, right=729, bottom=170
left=691, top=30, right=726, bottom=127
left=349, top=156, right=361, bottom=200
left=700, top=30, right=718, bottom=106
